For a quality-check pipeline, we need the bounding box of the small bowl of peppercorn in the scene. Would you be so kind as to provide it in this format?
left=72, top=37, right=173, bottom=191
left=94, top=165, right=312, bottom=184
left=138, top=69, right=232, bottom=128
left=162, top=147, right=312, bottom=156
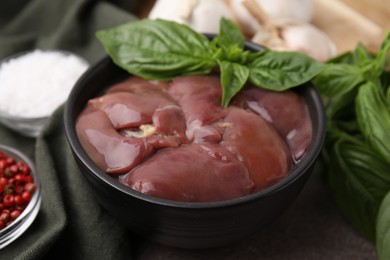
left=0, top=144, right=41, bottom=249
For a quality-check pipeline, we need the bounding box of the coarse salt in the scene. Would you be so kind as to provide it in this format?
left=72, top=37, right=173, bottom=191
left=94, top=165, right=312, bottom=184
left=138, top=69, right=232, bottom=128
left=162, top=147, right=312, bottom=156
left=0, top=50, right=89, bottom=118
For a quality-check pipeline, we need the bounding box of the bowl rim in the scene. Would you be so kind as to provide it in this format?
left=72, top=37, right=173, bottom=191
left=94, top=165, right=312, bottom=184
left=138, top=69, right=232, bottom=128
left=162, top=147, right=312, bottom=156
left=64, top=39, right=326, bottom=209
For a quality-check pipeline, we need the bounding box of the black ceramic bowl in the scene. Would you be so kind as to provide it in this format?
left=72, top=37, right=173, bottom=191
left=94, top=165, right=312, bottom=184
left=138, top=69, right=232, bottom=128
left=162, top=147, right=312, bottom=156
left=64, top=40, right=326, bottom=249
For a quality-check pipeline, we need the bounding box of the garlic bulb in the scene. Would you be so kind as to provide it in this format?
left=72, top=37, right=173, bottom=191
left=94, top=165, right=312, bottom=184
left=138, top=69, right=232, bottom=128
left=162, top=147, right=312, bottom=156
left=228, top=0, right=313, bottom=36
left=238, top=0, right=336, bottom=62
left=148, top=0, right=234, bottom=34
left=252, top=21, right=337, bottom=62
left=278, top=22, right=337, bottom=62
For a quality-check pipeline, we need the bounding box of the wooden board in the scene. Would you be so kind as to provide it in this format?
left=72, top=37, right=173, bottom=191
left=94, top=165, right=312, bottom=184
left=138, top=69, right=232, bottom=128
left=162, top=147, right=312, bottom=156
left=312, top=0, right=387, bottom=54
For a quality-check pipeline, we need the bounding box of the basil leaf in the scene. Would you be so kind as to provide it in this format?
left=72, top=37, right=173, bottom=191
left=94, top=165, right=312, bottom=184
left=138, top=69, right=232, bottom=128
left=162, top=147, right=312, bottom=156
left=375, top=31, right=390, bottom=72
left=211, top=18, right=247, bottom=63
left=360, top=32, right=390, bottom=83
left=247, top=50, right=324, bottom=91
left=313, top=63, right=364, bottom=97
left=327, top=43, right=373, bottom=65
left=356, top=82, right=390, bottom=164
left=377, top=191, right=390, bottom=260
left=212, top=43, right=246, bottom=63
left=328, top=139, right=390, bottom=241
left=96, top=19, right=215, bottom=80
left=380, top=70, right=390, bottom=90
left=355, top=43, right=375, bottom=65
left=387, top=85, right=390, bottom=104
left=217, top=17, right=245, bottom=49
left=219, top=61, right=249, bottom=107
left=325, top=88, right=357, bottom=122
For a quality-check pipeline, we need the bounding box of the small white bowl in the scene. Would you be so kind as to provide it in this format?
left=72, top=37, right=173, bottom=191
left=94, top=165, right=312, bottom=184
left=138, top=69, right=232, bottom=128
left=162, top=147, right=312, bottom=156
left=0, top=50, right=89, bottom=137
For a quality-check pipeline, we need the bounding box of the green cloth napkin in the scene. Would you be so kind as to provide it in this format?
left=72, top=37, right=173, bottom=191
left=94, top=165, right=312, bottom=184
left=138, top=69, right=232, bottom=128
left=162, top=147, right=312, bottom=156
left=0, top=0, right=139, bottom=259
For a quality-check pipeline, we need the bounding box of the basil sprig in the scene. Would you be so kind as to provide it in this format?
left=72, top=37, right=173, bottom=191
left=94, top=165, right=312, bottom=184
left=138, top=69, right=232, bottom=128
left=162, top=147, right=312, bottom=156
left=314, top=31, right=390, bottom=258
left=96, top=18, right=323, bottom=107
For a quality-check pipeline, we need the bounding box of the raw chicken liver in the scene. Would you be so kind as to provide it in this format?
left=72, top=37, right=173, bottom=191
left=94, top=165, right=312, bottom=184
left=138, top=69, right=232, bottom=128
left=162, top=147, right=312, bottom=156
left=123, top=143, right=254, bottom=202
left=232, top=87, right=312, bottom=160
left=76, top=75, right=312, bottom=201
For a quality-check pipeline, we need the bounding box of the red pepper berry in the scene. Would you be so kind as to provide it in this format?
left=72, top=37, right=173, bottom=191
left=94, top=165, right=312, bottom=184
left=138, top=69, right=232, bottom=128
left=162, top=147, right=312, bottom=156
left=10, top=210, right=21, bottom=220
left=21, top=191, right=32, bottom=203
left=14, top=174, right=24, bottom=183
left=3, top=194, right=15, bottom=207
left=19, top=163, right=30, bottom=175
left=14, top=195, right=24, bottom=206
left=0, top=159, right=8, bottom=172
left=5, top=157, right=15, bottom=166
left=7, top=177, right=15, bottom=185
left=0, top=177, right=7, bottom=186
left=0, top=177, right=7, bottom=193
left=24, top=183, right=37, bottom=193
left=23, top=176, right=33, bottom=183
left=14, top=184, right=23, bottom=194
left=8, top=164, right=19, bottom=175
left=0, top=211, right=10, bottom=222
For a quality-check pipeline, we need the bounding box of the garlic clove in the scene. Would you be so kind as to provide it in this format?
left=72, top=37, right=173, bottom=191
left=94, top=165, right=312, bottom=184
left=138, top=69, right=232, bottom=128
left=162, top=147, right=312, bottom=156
left=228, top=0, right=264, bottom=36
left=239, top=0, right=336, bottom=62
left=252, top=21, right=337, bottom=62
left=190, top=0, right=235, bottom=34
left=148, top=0, right=234, bottom=35
left=278, top=22, right=337, bottom=62
left=252, top=27, right=286, bottom=50
left=148, top=0, right=197, bottom=25
left=228, top=0, right=313, bottom=36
